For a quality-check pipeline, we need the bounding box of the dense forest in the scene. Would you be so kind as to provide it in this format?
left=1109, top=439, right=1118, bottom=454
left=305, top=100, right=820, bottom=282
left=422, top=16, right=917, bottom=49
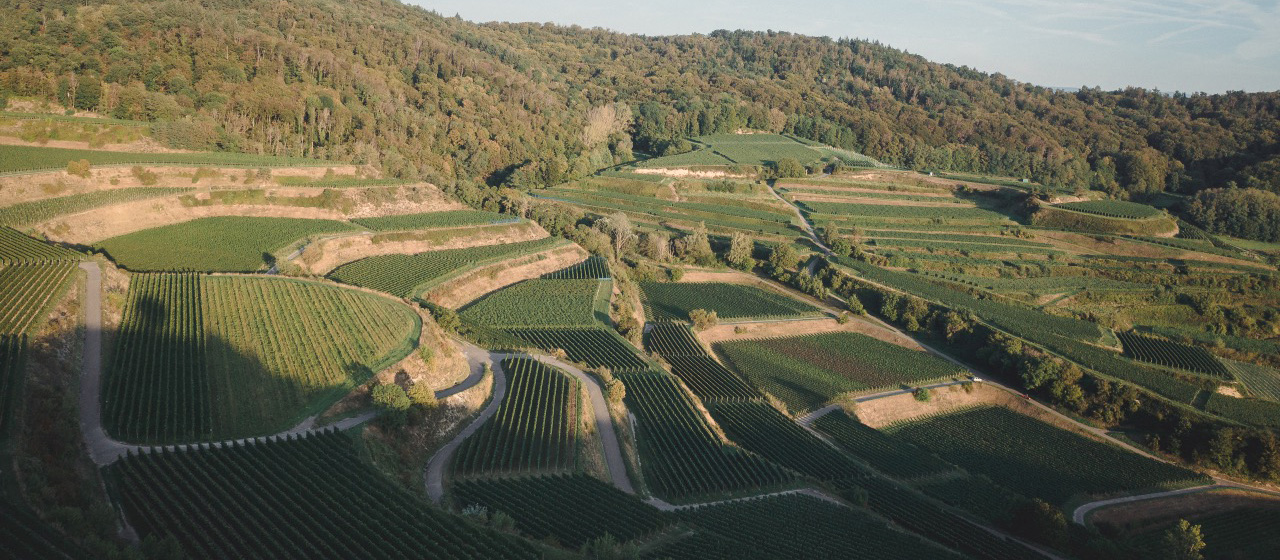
left=2, top=0, right=1279, bottom=196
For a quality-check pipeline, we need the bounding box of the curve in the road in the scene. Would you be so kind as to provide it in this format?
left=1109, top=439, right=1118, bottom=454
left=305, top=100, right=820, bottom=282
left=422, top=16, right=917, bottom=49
left=424, top=349, right=509, bottom=503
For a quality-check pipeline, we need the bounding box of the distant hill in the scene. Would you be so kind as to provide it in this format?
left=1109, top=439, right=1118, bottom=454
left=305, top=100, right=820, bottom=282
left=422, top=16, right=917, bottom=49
left=1, top=0, right=1277, bottom=195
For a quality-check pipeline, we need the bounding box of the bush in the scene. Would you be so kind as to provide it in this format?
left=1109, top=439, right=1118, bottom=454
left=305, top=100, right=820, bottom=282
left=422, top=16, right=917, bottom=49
left=689, top=308, right=719, bottom=331
left=371, top=383, right=411, bottom=412
left=913, top=387, right=932, bottom=402
left=131, top=165, right=158, bottom=186
left=66, top=159, right=91, bottom=178
left=407, top=383, right=437, bottom=407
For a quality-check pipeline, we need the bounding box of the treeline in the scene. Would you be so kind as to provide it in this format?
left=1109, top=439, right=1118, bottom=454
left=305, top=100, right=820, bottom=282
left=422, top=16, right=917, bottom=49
left=2, top=0, right=1278, bottom=195
left=1187, top=188, right=1280, bottom=242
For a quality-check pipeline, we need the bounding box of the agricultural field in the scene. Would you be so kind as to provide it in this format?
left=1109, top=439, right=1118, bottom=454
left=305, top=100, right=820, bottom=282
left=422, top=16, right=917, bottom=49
left=707, top=401, right=863, bottom=480
left=1116, top=331, right=1232, bottom=379
left=885, top=406, right=1210, bottom=505
left=812, top=411, right=956, bottom=480
left=0, top=187, right=193, bottom=227
left=327, top=237, right=564, bottom=298
left=1202, top=393, right=1280, bottom=430
left=651, top=493, right=961, bottom=560
left=0, top=144, right=327, bottom=174
left=541, top=255, right=610, bottom=279
left=452, top=474, right=663, bottom=548
left=0, top=227, right=81, bottom=264
left=538, top=188, right=798, bottom=239
left=615, top=372, right=789, bottom=499
left=0, top=335, right=26, bottom=437
left=1129, top=507, right=1280, bottom=560
left=97, top=216, right=358, bottom=272
left=714, top=332, right=963, bottom=411
left=104, top=274, right=419, bottom=442
left=460, top=279, right=605, bottom=328
left=645, top=323, right=760, bottom=403
left=350, top=210, right=513, bottom=231
left=1225, top=359, right=1280, bottom=402
left=690, top=133, right=824, bottom=165
left=915, top=474, right=1029, bottom=525
left=1054, top=200, right=1163, bottom=219
left=107, top=431, right=541, bottom=560
left=800, top=200, right=1013, bottom=222
left=453, top=358, right=581, bottom=476
left=0, top=499, right=88, bottom=560
left=504, top=328, right=649, bottom=372
left=0, top=263, right=75, bottom=336
left=635, top=149, right=736, bottom=167
left=639, top=281, right=821, bottom=322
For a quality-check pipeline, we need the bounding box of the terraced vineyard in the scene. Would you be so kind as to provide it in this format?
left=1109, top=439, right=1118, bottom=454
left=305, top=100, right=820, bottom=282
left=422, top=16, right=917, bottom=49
left=639, top=281, right=821, bottom=322
left=504, top=328, right=649, bottom=372
left=885, top=406, right=1210, bottom=504
left=0, top=227, right=80, bottom=264
left=707, top=401, right=863, bottom=480
left=108, top=431, right=541, bottom=560
left=538, top=188, right=797, bottom=238
left=105, top=274, right=419, bottom=442
left=916, top=474, right=1029, bottom=525
left=1117, top=331, right=1231, bottom=378
left=452, top=474, right=663, bottom=548
left=690, top=133, right=824, bottom=165
left=1054, top=200, right=1163, bottom=219
left=645, top=324, right=760, bottom=403
left=0, top=500, right=87, bottom=560
left=714, top=332, right=962, bottom=411
left=0, top=263, right=76, bottom=335
left=0, top=187, right=193, bottom=227
left=0, top=144, right=327, bottom=174
left=615, top=372, right=789, bottom=499
left=652, top=493, right=962, bottom=560
left=1225, top=359, right=1280, bottom=402
left=461, top=279, right=604, bottom=328
left=453, top=358, right=580, bottom=476
left=327, top=237, right=563, bottom=297
left=1202, top=393, right=1280, bottom=429
left=0, top=335, right=27, bottom=437
left=98, top=216, right=358, bottom=272
left=800, top=201, right=1011, bottom=221
left=350, top=210, right=513, bottom=230
left=541, top=256, right=610, bottom=279
left=813, top=411, right=955, bottom=480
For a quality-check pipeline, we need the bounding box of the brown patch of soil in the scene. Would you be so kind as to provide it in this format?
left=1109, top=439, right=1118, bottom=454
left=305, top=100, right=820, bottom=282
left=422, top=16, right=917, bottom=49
left=0, top=134, right=192, bottom=154
left=426, top=245, right=589, bottom=308
left=632, top=168, right=753, bottom=179
left=303, top=221, right=547, bottom=274
left=1215, top=385, right=1244, bottom=398
left=374, top=310, right=469, bottom=392
left=782, top=183, right=954, bottom=197
left=856, top=384, right=1090, bottom=437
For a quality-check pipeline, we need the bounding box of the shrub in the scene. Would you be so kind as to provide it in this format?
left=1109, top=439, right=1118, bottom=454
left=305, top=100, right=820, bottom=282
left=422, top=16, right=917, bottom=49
left=913, top=387, right=932, bottom=402
left=372, top=383, right=411, bottom=412
left=689, top=308, right=719, bottom=331
left=65, top=159, right=91, bottom=178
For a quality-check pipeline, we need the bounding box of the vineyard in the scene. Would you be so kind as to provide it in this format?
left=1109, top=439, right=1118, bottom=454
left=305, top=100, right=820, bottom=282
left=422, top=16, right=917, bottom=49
left=714, top=332, right=962, bottom=411
left=453, top=358, right=580, bottom=476
left=800, top=200, right=1012, bottom=221
left=0, top=263, right=75, bottom=336
left=0, top=335, right=26, bottom=437
left=651, top=493, right=961, bottom=560
left=326, top=237, right=563, bottom=297
left=504, top=328, right=649, bottom=372
left=615, top=372, right=789, bottom=499
left=0, top=227, right=80, bottom=264
left=1054, top=200, right=1163, bottom=219
left=541, top=256, right=610, bottom=279
left=1202, top=393, right=1280, bottom=429
left=634, top=149, right=736, bottom=167
left=97, top=216, right=358, bottom=272
left=451, top=474, right=663, bottom=548
left=1225, top=359, right=1280, bottom=402
left=812, top=411, right=956, bottom=480
left=107, top=431, right=541, bottom=560
left=645, top=324, right=761, bottom=403
left=1117, top=331, right=1231, bottom=378
left=885, top=406, right=1210, bottom=504
left=689, top=133, right=824, bottom=165
left=536, top=189, right=798, bottom=238
left=639, top=282, right=821, bottom=322
left=916, top=474, right=1029, bottom=525
left=105, top=274, right=419, bottom=442
left=460, top=279, right=604, bottom=328
left=350, top=210, right=513, bottom=231
left=0, top=187, right=192, bottom=227
left=0, top=144, right=328, bottom=174
left=707, top=401, right=863, bottom=480
left=0, top=500, right=86, bottom=560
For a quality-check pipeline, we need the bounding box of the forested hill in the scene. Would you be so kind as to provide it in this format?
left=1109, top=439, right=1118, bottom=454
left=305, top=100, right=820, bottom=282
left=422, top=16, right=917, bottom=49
left=3, top=0, right=1279, bottom=195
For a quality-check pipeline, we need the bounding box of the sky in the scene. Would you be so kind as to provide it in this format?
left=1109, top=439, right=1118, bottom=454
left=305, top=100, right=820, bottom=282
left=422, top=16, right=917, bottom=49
left=410, top=0, right=1280, bottom=93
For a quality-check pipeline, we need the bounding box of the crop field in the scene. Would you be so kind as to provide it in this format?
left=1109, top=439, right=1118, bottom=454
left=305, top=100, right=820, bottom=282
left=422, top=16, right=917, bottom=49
left=0, top=227, right=80, bottom=264
left=1225, top=359, right=1280, bottom=402
left=541, top=256, right=610, bottom=279
left=885, top=406, right=1210, bottom=504
left=1117, top=331, right=1231, bottom=378
left=645, top=324, right=760, bottom=403
left=652, top=493, right=961, bottom=560
left=105, top=274, right=419, bottom=442
left=350, top=210, right=513, bottom=231
left=1054, top=200, right=1163, bottom=219
left=0, top=144, right=328, bottom=174
left=707, top=401, right=863, bottom=480
left=714, top=333, right=961, bottom=411
left=0, top=335, right=27, bottom=436
left=504, top=328, right=649, bottom=372
left=867, top=237, right=1060, bottom=255
left=1202, top=393, right=1280, bottom=429
left=107, top=431, right=540, bottom=560
left=639, top=282, right=821, bottom=322
left=461, top=279, right=604, bottom=328
left=615, top=372, right=789, bottom=499
left=98, top=216, right=358, bottom=272
left=916, top=474, right=1028, bottom=524
left=866, top=230, right=1054, bottom=248
left=800, top=200, right=1012, bottom=222
left=812, top=411, right=955, bottom=480
left=452, top=474, right=663, bottom=548
left=1183, top=507, right=1280, bottom=559
left=453, top=358, right=580, bottom=476
left=326, top=237, right=563, bottom=297
left=0, top=499, right=87, bottom=560
left=537, top=189, right=798, bottom=238
left=690, top=134, right=824, bottom=165
left=636, top=149, right=736, bottom=167
left=0, top=187, right=193, bottom=227
left=0, top=263, right=75, bottom=336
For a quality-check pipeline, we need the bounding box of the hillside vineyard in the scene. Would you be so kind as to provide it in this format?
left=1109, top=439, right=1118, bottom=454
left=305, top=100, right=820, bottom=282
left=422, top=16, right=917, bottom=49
left=0, top=0, right=1278, bottom=558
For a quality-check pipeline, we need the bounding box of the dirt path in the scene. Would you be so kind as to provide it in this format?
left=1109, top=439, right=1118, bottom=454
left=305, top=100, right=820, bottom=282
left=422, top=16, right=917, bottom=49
left=424, top=344, right=509, bottom=503
left=766, top=181, right=831, bottom=256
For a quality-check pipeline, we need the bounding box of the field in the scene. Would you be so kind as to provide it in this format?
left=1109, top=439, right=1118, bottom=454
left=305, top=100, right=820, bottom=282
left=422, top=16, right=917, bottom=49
left=97, top=216, right=358, bottom=272
left=0, top=500, right=87, bottom=560
left=645, top=323, right=760, bottom=403
left=452, top=474, right=663, bottom=548
left=639, top=282, right=821, bottom=322
left=885, top=406, right=1210, bottom=504
left=707, top=401, right=863, bottom=480
left=690, top=133, right=824, bottom=165
left=503, top=328, right=649, bottom=372
left=916, top=474, right=1029, bottom=524
left=714, top=332, right=962, bottom=411
left=635, top=149, right=736, bottom=167
left=538, top=188, right=798, bottom=238
left=800, top=200, right=1012, bottom=222
left=1225, top=359, right=1280, bottom=402
left=461, top=279, right=605, bottom=328
left=0, top=335, right=27, bottom=437
left=0, top=144, right=329, bottom=174
left=107, top=431, right=540, bottom=560
left=615, top=372, right=789, bottom=499
left=0, top=227, right=81, bottom=264
left=104, top=274, right=419, bottom=442
left=326, top=237, right=563, bottom=298
left=1117, top=331, right=1231, bottom=378
left=1202, top=394, right=1280, bottom=429
left=1054, top=200, right=1163, bottom=219
left=350, top=210, right=513, bottom=231
left=541, top=256, right=610, bottom=279
left=812, top=411, right=955, bottom=480
left=453, top=358, right=580, bottom=476
left=0, top=263, right=75, bottom=336
left=0, top=187, right=193, bottom=227
left=651, top=493, right=961, bottom=560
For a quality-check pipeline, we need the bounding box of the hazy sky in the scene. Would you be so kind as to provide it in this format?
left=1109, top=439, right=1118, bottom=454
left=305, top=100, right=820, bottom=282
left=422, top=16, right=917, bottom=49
left=410, top=0, right=1280, bottom=93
